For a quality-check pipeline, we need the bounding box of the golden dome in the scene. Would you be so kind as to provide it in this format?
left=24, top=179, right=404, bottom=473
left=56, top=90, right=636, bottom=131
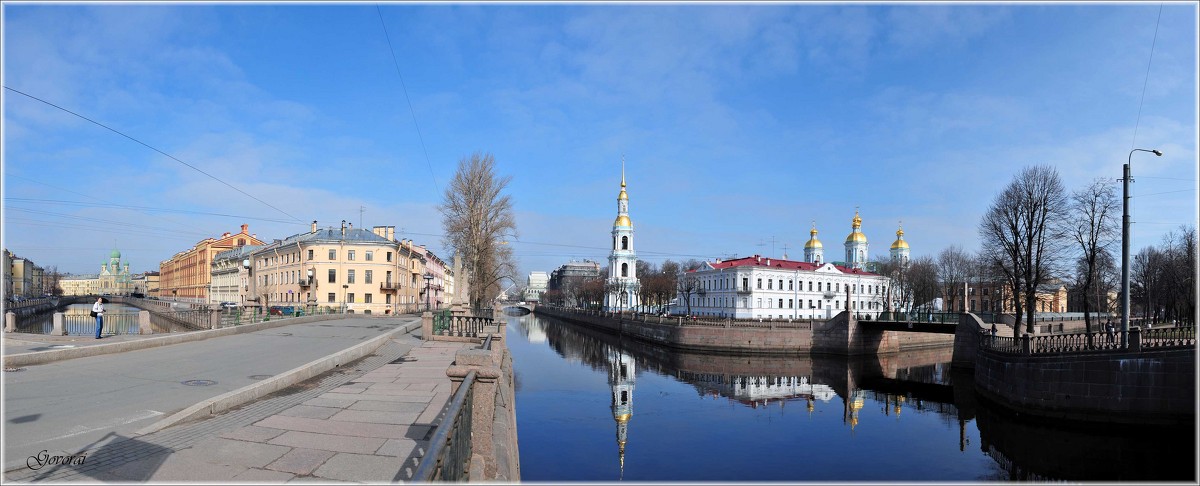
left=805, top=227, right=823, bottom=249
left=614, top=215, right=631, bottom=227
left=845, top=210, right=867, bottom=243
left=615, top=413, right=631, bottom=423
left=891, top=224, right=909, bottom=250
left=618, top=188, right=628, bottom=201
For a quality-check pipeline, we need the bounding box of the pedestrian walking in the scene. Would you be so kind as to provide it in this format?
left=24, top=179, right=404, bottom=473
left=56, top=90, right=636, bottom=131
left=1105, top=320, right=1115, bottom=344
left=92, top=297, right=105, bottom=339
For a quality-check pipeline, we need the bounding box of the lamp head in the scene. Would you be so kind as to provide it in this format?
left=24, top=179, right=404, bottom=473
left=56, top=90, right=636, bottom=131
left=1152, top=149, right=1163, bottom=156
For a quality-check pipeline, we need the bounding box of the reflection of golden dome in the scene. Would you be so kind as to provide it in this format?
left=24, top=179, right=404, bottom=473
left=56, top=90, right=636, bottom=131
left=614, top=215, right=631, bottom=227
left=615, top=413, right=631, bottom=423
left=805, top=227, right=823, bottom=249
left=891, top=225, right=909, bottom=250
left=851, top=397, right=864, bottom=411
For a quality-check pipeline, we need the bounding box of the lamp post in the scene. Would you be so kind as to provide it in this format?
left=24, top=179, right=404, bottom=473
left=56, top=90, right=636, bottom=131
left=1121, top=148, right=1162, bottom=348
left=423, top=273, right=434, bottom=313
left=342, top=284, right=348, bottom=313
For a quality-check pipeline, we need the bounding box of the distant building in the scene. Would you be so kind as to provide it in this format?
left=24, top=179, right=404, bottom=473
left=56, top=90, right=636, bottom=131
left=525, top=271, right=549, bottom=302
left=210, top=245, right=261, bottom=305
left=966, top=280, right=1069, bottom=314
left=60, top=249, right=134, bottom=296
left=160, top=224, right=265, bottom=303
left=4, top=249, right=45, bottom=297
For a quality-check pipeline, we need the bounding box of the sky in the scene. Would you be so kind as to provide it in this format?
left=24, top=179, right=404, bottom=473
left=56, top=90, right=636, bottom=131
left=2, top=2, right=1197, bottom=284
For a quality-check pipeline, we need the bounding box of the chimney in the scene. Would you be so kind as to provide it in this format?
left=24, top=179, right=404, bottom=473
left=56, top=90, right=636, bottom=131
left=241, top=223, right=249, bottom=234
left=766, top=258, right=771, bottom=266
left=311, top=220, right=318, bottom=233
left=387, top=226, right=395, bottom=241
left=341, top=220, right=346, bottom=236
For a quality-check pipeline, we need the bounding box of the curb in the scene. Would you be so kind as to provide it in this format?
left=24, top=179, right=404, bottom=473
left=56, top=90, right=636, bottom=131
left=3, top=314, right=351, bottom=368
left=134, top=320, right=422, bottom=437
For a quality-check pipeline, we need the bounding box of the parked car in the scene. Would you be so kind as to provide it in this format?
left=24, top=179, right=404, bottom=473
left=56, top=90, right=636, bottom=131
left=269, top=306, right=300, bottom=316
left=220, top=302, right=240, bottom=309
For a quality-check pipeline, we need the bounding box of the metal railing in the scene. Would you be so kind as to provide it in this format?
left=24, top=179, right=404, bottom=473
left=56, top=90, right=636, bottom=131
left=64, top=313, right=140, bottom=336
left=412, top=370, right=476, bottom=482
left=979, top=324, right=1195, bottom=355
left=875, top=311, right=961, bottom=324
left=1142, top=325, right=1197, bottom=349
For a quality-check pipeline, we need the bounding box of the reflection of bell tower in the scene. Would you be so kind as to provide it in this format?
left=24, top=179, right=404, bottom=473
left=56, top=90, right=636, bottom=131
left=609, top=349, right=636, bottom=479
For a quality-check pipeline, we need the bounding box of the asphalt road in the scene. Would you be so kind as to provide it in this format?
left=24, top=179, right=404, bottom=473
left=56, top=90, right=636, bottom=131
left=2, top=315, right=419, bottom=472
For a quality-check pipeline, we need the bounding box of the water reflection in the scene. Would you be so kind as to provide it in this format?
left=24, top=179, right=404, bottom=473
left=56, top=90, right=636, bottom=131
left=512, top=313, right=1194, bottom=482
left=14, top=303, right=141, bottom=334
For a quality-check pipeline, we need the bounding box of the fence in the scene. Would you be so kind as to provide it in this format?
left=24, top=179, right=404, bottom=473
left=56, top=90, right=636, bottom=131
left=979, top=324, right=1195, bottom=355
left=412, top=370, right=476, bottom=481
left=64, top=312, right=141, bottom=336
left=433, top=312, right=490, bottom=338
left=218, top=306, right=342, bottom=327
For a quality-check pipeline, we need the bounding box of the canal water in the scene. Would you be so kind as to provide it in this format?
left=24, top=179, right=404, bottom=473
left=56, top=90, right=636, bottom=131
left=14, top=302, right=142, bottom=334
left=509, top=313, right=1196, bottom=482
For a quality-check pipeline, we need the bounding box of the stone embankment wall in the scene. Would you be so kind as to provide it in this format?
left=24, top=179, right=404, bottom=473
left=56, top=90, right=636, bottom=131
left=535, top=306, right=954, bottom=355
left=974, top=347, right=1195, bottom=425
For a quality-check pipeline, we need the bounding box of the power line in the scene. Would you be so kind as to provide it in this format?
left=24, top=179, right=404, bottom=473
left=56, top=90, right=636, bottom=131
left=1130, top=3, right=1163, bottom=150
left=375, top=5, right=440, bottom=196
left=3, top=85, right=304, bottom=223
left=5, top=197, right=302, bottom=224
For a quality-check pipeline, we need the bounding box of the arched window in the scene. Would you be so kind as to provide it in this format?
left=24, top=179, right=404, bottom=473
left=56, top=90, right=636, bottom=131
left=621, top=263, right=628, bottom=277
left=621, top=236, right=629, bottom=250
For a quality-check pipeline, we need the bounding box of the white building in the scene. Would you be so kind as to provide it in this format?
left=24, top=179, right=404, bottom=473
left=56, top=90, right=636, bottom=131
left=604, top=162, right=640, bottom=312
left=678, top=254, right=889, bottom=320
left=525, top=271, right=549, bottom=302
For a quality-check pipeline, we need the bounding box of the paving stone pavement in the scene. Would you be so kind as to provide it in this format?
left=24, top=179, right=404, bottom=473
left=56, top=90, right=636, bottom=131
left=4, top=334, right=472, bottom=483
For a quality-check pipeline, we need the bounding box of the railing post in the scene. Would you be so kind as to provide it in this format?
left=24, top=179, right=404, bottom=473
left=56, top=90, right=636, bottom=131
left=208, top=309, right=221, bottom=330
left=1129, top=327, right=1142, bottom=352
left=422, top=311, right=433, bottom=340
left=1020, top=333, right=1031, bottom=354
left=52, top=312, right=66, bottom=336
left=139, top=310, right=153, bottom=335
left=445, top=349, right=502, bottom=480
left=4, top=311, right=14, bottom=333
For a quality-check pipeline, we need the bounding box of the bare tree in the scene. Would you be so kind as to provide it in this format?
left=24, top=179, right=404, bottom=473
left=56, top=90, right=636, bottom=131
left=979, top=165, right=1069, bottom=336
left=1068, top=178, right=1120, bottom=340
left=43, top=266, right=64, bottom=296
left=439, top=152, right=518, bottom=310
left=908, top=256, right=941, bottom=312
left=937, top=245, right=971, bottom=312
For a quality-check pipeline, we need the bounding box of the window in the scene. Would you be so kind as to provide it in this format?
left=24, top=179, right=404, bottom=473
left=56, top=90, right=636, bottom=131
left=768, top=280, right=773, bottom=290
left=789, top=280, right=793, bottom=291
left=818, top=282, right=822, bottom=291
left=328, top=249, right=336, bottom=260
left=386, top=294, right=392, bottom=304
left=788, top=299, right=793, bottom=308
left=808, top=299, right=813, bottom=308
left=818, top=300, right=822, bottom=309
left=308, top=249, right=314, bottom=260
left=778, top=279, right=783, bottom=290
left=328, top=292, right=336, bottom=303
left=983, top=288, right=989, bottom=295
left=621, top=263, right=628, bottom=277
left=328, top=269, right=336, bottom=283
left=386, top=252, right=393, bottom=262
left=756, top=298, right=762, bottom=308
left=365, top=252, right=373, bottom=261
left=778, top=299, right=783, bottom=308
left=621, top=236, right=629, bottom=250
left=365, top=270, right=373, bottom=284
left=742, top=278, right=749, bottom=291
left=365, top=293, right=373, bottom=303
left=348, top=270, right=356, bottom=284
left=348, top=250, right=355, bottom=261
left=348, top=293, right=355, bottom=303
left=757, top=279, right=762, bottom=289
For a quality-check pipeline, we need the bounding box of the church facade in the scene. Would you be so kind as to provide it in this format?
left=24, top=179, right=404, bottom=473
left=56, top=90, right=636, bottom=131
left=60, top=249, right=135, bottom=296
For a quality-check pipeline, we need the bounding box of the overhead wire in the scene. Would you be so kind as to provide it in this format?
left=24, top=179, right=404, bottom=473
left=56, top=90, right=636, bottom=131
left=375, top=5, right=440, bottom=196
left=3, top=85, right=304, bottom=223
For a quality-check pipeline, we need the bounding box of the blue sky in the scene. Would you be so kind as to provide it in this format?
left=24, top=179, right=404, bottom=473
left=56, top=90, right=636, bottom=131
left=3, top=3, right=1197, bottom=282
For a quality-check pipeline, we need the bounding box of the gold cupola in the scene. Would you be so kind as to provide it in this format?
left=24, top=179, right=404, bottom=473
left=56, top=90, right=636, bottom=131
left=614, top=161, right=631, bottom=227
left=890, top=224, right=909, bottom=250
left=845, top=210, right=867, bottom=243
left=805, top=225, right=823, bottom=249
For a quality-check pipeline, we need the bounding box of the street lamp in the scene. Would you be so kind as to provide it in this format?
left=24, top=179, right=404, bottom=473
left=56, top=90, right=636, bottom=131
left=342, top=284, right=349, bottom=313
left=1121, top=148, right=1163, bottom=347
left=423, top=273, right=434, bottom=312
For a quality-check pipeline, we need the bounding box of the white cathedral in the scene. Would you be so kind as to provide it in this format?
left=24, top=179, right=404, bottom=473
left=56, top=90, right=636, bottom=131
left=604, top=161, right=641, bottom=312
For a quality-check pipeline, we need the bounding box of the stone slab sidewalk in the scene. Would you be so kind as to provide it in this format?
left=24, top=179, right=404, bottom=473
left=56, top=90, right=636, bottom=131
left=5, top=336, right=472, bottom=483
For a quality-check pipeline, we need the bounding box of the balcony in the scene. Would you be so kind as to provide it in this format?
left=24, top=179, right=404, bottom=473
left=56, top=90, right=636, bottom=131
left=735, top=286, right=752, bottom=295
left=299, top=279, right=313, bottom=289
left=380, top=281, right=401, bottom=292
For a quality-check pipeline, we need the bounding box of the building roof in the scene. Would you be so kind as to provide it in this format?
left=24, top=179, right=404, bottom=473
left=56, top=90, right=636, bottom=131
left=690, top=255, right=879, bottom=276
left=254, top=227, right=396, bottom=255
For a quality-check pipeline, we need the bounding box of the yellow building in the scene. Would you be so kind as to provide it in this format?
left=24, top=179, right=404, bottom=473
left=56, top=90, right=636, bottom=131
left=246, top=222, right=431, bottom=315
left=966, top=281, right=1069, bottom=314
left=160, top=224, right=264, bottom=303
